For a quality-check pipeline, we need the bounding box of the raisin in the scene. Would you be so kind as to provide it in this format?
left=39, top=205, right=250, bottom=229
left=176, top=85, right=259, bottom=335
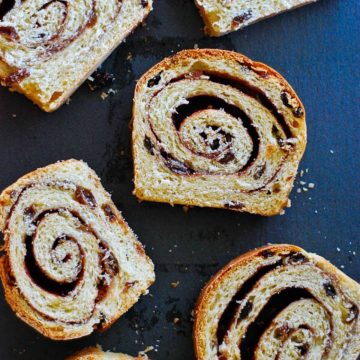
left=140, top=0, right=148, bottom=7
left=260, top=249, right=274, bottom=258
left=144, top=136, right=154, bottom=155
left=346, top=304, right=358, bottom=323
left=288, top=251, right=307, bottom=264
left=147, top=72, right=162, bottom=88
left=323, top=282, right=336, bottom=298
left=210, top=138, right=220, bottom=150
left=281, top=92, right=292, bottom=108
left=86, top=70, right=115, bottom=91
left=293, top=106, right=304, bottom=118
left=74, top=187, right=97, bottom=208
left=102, top=204, right=116, bottom=222
left=232, top=10, right=252, bottom=27
left=161, top=151, right=194, bottom=175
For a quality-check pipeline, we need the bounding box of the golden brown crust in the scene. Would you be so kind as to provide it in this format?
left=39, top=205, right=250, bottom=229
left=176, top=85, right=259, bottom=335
left=132, top=49, right=307, bottom=216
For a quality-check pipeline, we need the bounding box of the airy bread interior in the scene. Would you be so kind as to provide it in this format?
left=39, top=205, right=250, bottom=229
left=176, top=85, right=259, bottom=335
left=0, top=159, right=155, bottom=340
left=0, top=0, right=152, bottom=111
left=132, top=49, right=306, bottom=216
left=194, top=0, right=318, bottom=36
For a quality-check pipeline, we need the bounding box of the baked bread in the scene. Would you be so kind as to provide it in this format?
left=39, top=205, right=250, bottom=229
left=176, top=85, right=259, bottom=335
left=193, top=244, right=360, bottom=360
left=0, top=159, right=155, bottom=340
left=0, top=0, right=152, bottom=111
left=67, top=346, right=148, bottom=360
left=132, top=49, right=306, bottom=216
left=194, top=0, right=319, bottom=36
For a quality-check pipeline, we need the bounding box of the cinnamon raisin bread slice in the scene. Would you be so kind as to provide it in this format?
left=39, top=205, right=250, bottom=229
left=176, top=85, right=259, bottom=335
left=0, top=0, right=152, bottom=111
left=0, top=159, right=155, bottom=340
left=194, top=0, right=319, bottom=36
left=132, top=49, right=306, bottom=216
left=67, top=346, right=148, bottom=360
left=194, top=244, right=360, bottom=360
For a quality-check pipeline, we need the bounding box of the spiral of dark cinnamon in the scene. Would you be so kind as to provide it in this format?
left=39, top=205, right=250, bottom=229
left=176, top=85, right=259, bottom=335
left=141, top=60, right=305, bottom=195
left=3, top=182, right=120, bottom=326
left=194, top=246, right=360, bottom=359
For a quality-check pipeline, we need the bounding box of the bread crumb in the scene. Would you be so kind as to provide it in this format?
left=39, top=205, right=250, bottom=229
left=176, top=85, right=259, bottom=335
left=139, top=346, right=154, bottom=356
left=100, top=92, right=108, bottom=100
left=308, top=183, right=315, bottom=189
left=127, top=52, right=133, bottom=61
left=170, top=281, right=180, bottom=288
left=173, top=317, right=180, bottom=324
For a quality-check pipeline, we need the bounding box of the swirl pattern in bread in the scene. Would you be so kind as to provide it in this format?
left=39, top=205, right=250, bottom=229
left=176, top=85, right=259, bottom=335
left=132, top=49, right=306, bottom=216
left=0, top=159, right=155, bottom=340
left=194, top=0, right=319, bottom=36
left=67, top=346, right=148, bottom=360
left=0, top=0, right=152, bottom=111
left=194, top=244, right=360, bottom=360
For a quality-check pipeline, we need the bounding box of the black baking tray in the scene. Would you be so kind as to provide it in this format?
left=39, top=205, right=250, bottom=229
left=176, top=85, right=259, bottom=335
left=0, top=0, right=359, bottom=359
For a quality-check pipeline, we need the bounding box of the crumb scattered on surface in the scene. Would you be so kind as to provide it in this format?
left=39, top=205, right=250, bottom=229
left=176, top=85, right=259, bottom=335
left=170, top=281, right=180, bottom=288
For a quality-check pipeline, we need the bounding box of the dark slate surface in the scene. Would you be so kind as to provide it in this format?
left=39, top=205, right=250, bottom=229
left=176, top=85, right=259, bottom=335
left=0, top=0, right=359, bottom=359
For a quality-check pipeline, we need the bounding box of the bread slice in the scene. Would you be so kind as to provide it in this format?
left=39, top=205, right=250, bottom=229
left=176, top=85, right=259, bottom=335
left=0, top=0, right=152, bottom=111
left=132, top=49, right=306, bottom=216
left=67, top=346, right=148, bottom=360
left=194, top=244, right=360, bottom=360
left=194, top=0, right=319, bottom=36
left=0, top=159, right=155, bottom=340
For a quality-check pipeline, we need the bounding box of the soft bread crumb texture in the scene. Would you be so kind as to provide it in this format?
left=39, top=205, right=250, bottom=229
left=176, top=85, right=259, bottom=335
left=0, top=159, right=155, bottom=340
left=132, top=49, right=307, bottom=216
left=0, top=0, right=152, bottom=111
left=194, top=0, right=319, bottom=36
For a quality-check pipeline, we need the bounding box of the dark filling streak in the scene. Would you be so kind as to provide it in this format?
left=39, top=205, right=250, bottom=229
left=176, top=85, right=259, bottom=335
left=25, top=211, right=84, bottom=297
left=172, top=95, right=259, bottom=171
left=170, top=72, right=292, bottom=139
left=160, top=150, right=194, bottom=175
left=0, top=0, right=15, bottom=20
left=240, top=288, right=313, bottom=360
left=216, top=260, right=282, bottom=347
left=5, top=68, right=30, bottom=86
left=95, top=241, right=119, bottom=304
left=206, top=72, right=293, bottom=138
